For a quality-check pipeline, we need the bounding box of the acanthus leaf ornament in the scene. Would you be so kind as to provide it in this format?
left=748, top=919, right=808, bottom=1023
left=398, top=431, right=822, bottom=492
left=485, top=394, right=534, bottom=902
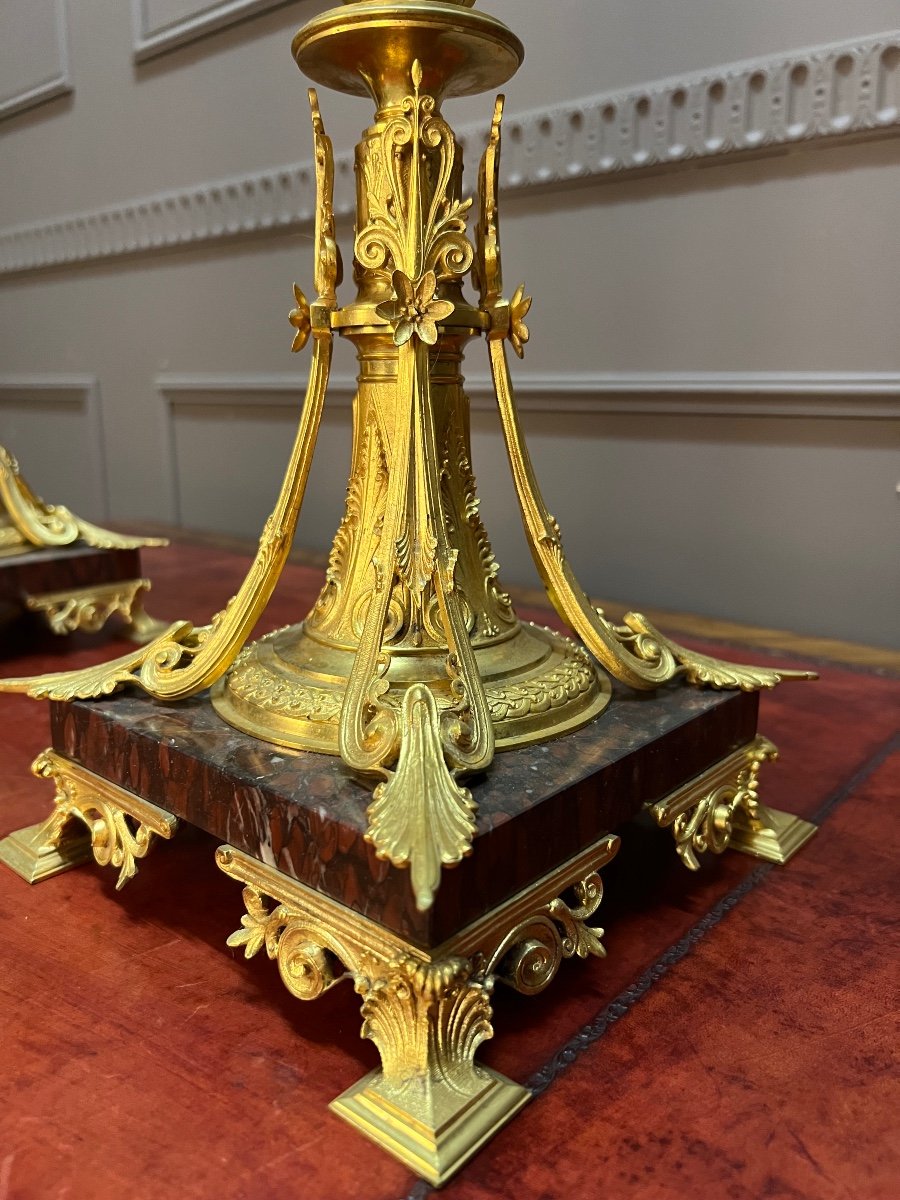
left=0, top=622, right=194, bottom=701
left=4, top=25, right=814, bottom=924
left=226, top=885, right=280, bottom=958
left=441, top=405, right=515, bottom=638
left=308, top=87, right=343, bottom=306
left=617, top=614, right=816, bottom=691
left=225, top=882, right=343, bottom=1001
left=486, top=864, right=611, bottom=996
left=25, top=578, right=155, bottom=639
left=29, top=750, right=178, bottom=890
left=650, top=736, right=781, bottom=869
left=354, top=954, right=495, bottom=1110
left=354, top=61, right=474, bottom=287
left=0, top=444, right=168, bottom=552
left=340, top=335, right=493, bottom=908
left=548, top=874, right=607, bottom=959
left=474, top=94, right=505, bottom=309
left=215, top=836, right=617, bottom=1184
left=365, top=684, right=477, bottom=912
left=337, top=64, right=494, bottom=908
left=2, top=4, right=822, bottom=1183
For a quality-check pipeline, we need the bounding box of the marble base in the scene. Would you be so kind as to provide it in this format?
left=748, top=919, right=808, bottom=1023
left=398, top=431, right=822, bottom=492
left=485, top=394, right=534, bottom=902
left=0, top=544, right=144, bottom=653
left=5, top=680, right=806, bottom=1185
left=48, top=681, right=759, bottom=947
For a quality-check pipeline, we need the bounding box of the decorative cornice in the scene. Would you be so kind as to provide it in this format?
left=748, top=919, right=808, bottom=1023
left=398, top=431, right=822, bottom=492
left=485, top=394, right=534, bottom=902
left=157, top=372, right=900, bottom=421
left=1, top=30, right=899, bottom=275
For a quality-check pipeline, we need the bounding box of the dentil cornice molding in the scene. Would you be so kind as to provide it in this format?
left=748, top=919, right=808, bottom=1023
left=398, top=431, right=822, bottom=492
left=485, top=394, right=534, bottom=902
left=1, top=30, right=898, bottom=277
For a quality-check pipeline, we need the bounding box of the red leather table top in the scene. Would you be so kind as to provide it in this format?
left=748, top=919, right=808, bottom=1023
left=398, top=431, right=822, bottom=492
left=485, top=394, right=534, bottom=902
left=0, top=542, right=897, bottom=1200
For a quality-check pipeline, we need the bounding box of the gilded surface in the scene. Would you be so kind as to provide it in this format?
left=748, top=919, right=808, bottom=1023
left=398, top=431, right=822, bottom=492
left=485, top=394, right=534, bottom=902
left=0, top=445, right=167, bottom=552
left=483, top=868, right=609, bottom=995
left=0, top=4, right=819, bottom=1185
left=354, top=59, right=473, bottom=292
left=307, top=411, right=388, bottom=638
left=226, top=885, right=343, bottom=1000
left=0, top=512, right=27, bottom=552
left=29, top=749, right=178, bottom=889
left=305, top=385, right=515, bottom=653
left=2, top=0, right=813, bottom=914
left=333, top=64, right=498, bottom=901
left=650, top=735, right=779, bottom=869
left=25, top=578, right=153, bottom=637
left=223, top=624, right=598, bottom=734
left=0, top=91, right=339, bottom=704
left=441, top=402, right=516, bottom=639
left=356, top=954, right=494, bottom=1120
left=476, top=98, right=816, bottom=695
left=485, top=635, right=596, bottom=721
left=217, top=833, right=616, bottom=1178
left=365, top=685, right=477, bottom=911
left=226, top=642, right=345, bottom=722
left=218, top=833, right=618, bottom=1004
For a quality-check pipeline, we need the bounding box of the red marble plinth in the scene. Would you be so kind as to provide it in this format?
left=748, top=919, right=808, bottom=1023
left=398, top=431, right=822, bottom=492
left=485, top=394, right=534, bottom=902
left=0, top=544, right=143, bottom=655
left=50, top=680, right=758, bottom=947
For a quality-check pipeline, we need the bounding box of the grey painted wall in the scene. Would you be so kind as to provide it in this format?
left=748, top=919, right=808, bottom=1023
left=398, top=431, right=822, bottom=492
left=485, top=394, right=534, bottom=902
left=1, top=1, right=898, bottom=647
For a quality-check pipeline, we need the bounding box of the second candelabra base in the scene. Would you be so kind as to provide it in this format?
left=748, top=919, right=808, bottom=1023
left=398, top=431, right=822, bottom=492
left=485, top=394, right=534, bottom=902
left=0, top=543, right=161, bottom=650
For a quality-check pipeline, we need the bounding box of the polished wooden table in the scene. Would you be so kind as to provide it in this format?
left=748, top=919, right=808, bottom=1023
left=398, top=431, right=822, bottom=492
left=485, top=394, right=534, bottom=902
left=0, top=535, right=897, bottom=1200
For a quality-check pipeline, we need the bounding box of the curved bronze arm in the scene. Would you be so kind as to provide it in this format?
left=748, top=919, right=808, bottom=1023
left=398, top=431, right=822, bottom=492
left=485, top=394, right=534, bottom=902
left=477, top=95, right=814, bottom=694
left=0, top=446, right=166, bottom=551
left=0, top=94, right=341, bottom=702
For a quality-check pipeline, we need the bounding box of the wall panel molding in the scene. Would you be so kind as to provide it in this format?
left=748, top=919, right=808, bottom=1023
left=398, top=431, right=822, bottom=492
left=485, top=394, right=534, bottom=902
left=2, top=29, right=899, bottom=275
left=0, top=374, right=109, bottom=517
left=132, top=0, right=293, bottom=63
left=0, top=0, right=72, bottom=123
left=158, top=370, right=900, bottom=420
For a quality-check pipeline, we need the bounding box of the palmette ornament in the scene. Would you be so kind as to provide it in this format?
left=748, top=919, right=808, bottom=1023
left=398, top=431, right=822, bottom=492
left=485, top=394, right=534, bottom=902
left=0, top=12, right=814, bottom=913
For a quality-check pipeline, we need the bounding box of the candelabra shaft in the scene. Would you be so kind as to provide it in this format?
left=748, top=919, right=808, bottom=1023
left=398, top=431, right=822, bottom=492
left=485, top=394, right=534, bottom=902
left=0, top=0, right=815, bottom=914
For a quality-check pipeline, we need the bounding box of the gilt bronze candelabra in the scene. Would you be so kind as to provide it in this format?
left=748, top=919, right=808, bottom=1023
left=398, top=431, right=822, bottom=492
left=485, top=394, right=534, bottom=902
left=0, top=445, right=165, bottom=642
left=0, top=0, right=817, bottom=1184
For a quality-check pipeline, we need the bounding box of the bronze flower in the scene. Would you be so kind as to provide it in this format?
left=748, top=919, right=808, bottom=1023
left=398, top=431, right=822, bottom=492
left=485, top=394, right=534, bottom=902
left=289, top=283, right=311, bottom=352
left=376, top=269, right=455, bottom=346
left=509, top=283, right=532, bottom=358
